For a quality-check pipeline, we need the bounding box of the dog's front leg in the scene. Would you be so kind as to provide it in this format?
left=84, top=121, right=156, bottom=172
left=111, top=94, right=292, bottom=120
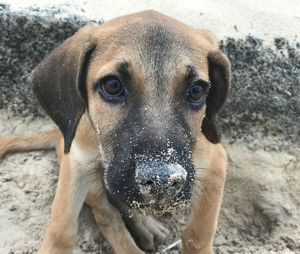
left=182, top=144, right=227, bottom=254
left=38, top=147, right=94, bottom=254
left=86, top=185, right=144, bottom=254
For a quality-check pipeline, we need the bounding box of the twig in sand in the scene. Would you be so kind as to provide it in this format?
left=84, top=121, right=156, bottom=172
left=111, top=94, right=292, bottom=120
left=161, top=239, right=182, bottom=252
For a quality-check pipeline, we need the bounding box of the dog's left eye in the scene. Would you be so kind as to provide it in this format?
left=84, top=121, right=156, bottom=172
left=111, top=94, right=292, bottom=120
left=187, top=81, right=209, bottom=107
left=97, top=76, right=125, bottom=102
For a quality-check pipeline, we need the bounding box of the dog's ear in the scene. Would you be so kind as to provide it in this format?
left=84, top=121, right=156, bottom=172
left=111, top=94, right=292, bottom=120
left=30, top=25, right=97, bottom=153
left=202, top=50, right=231, bottom=143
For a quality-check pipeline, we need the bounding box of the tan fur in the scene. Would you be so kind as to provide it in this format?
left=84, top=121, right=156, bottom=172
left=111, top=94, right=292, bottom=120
left=0, top=129, right=61, bottom=158
left=0, top=10, right=229, bottom=254
left=182, top=137, right=227, bottom=254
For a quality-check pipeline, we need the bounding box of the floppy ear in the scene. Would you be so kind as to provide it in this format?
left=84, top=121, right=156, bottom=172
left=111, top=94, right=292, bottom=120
left=201, top=50, right=231, bottom=143
left=30, top=25, right=97, bottom=153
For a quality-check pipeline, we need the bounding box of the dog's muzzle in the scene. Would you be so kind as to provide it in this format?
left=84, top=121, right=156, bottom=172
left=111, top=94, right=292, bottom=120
left=135, top=162, right=187, bottom=203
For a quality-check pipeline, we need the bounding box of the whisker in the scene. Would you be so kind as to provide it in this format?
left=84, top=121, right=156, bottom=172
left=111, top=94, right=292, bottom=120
left=75, top=154, right=109, bottom=167
left=191, top=179, right=209, bottom=213
left=194, top=177, right=221, bottom=195
left=194, top=167, right=224, bottom=179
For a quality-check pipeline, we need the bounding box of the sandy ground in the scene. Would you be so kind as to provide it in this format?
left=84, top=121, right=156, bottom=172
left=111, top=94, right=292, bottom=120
left=1, top=109, right=300, bottom=254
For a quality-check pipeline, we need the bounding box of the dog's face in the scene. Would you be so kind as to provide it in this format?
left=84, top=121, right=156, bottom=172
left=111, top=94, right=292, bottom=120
left=30, top=11, right=230, bottom=215
left=87, top=21, right=202, bottom=214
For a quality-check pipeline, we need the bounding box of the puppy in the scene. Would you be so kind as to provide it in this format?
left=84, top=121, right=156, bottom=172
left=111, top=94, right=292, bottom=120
left=0, top=10, right=230, bottom=254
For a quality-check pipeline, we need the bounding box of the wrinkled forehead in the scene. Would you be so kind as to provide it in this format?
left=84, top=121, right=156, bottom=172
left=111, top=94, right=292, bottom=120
left=88, top=22, right=209, bottom=85
left=123, top=22, right=191, bottom=75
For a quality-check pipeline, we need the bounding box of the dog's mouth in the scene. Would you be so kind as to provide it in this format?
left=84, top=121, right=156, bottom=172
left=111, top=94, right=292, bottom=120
left=108, top=187, right=192, bottom=217
left=127, top=196, right=191, bottom=216
left=130, top=184, right=192, bottom=215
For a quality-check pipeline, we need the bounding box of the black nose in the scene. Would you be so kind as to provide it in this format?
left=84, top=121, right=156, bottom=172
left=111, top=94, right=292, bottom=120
left=135, top=162, right=187, bottom=198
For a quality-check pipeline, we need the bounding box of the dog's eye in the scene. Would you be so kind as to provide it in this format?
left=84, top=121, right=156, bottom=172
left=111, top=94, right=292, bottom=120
left=97, top=76, right=125, bottom=102
left=102, top=78, right=123, bottom=96
left=187, top=81, right=209, bottom=106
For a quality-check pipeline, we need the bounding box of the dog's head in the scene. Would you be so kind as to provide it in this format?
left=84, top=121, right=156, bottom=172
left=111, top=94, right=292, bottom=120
left=30, top=11, right=230, bottom=215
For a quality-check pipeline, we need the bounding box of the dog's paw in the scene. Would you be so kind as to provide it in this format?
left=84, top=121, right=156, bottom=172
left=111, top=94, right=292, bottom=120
left=125, top=216, right=169, bottom=250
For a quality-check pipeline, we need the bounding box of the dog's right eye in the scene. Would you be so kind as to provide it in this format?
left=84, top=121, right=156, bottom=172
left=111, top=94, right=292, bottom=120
left=97, top=76, right=125, bottom=102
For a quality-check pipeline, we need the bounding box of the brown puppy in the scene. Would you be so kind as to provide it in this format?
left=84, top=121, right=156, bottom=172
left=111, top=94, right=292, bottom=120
left=0, top=10, right=230, bottom=254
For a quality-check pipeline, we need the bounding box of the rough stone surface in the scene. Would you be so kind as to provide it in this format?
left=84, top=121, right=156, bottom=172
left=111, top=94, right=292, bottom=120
left=219, top=36, right=300, bottom=146
left=0, top=4, right=97, bottom=116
